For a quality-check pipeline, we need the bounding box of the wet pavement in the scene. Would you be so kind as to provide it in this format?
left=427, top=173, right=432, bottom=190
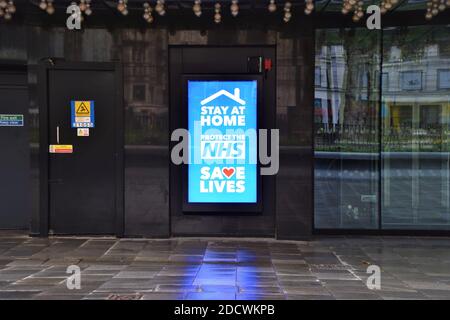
left=1, top=232, right=450, bottom=300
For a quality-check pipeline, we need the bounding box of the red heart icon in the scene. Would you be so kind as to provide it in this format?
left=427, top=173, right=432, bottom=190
left=222, top=167, right=235, bottom=178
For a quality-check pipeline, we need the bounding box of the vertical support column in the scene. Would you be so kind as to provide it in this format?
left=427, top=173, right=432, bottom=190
left=275, top=20, right=315, bottom=240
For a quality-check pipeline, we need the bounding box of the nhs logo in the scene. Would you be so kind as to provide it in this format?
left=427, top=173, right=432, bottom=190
left=200, top=140, right=246, bottom=160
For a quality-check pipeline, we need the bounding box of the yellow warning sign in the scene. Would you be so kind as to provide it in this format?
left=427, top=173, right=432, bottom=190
left=75, top=101, right=91, bottom=116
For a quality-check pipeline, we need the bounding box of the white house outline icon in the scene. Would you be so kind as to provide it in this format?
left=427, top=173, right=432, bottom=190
left=200, top=88, right=246, bottom=105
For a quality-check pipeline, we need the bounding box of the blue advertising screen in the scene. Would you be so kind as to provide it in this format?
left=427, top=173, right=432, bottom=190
left=188, top=80, right=258, bottom=203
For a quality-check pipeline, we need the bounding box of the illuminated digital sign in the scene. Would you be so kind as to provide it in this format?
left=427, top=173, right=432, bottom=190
left=187, top=80, right=258, bottom=203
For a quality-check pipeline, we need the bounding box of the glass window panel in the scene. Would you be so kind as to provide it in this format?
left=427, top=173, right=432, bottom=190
left=400, top=71, right=423, bottom=91
left=382, top=72, right=389, bottom=91
left=314, top=28, right=380, bottom=229
left=382, top=25, right=450, bottom=230
left=315, top=67, right=322, bottom=87
left=438, top=69, right=450, bottom=89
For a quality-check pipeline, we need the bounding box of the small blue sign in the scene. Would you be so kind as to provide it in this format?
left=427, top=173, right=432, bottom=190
left=71, top=100, right=95, bottom=128
left=188, top=80, right=258, bottom=204
left=0, top=114, right=24, bottom=127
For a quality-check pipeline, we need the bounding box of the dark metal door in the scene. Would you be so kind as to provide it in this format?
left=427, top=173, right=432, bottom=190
left=0, top=67, right=29, bottom=229
left=47, top=67, right=117, bottom=234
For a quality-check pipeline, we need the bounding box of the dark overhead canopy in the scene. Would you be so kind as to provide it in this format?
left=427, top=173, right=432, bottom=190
left=2, top=0, right=449, bottom=27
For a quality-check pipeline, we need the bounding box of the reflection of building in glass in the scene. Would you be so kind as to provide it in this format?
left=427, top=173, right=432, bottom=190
left=118, top=30, right=168, bottom=145
left=382, top=45, right=450, bottom=135
left=314, top=45, right=346, bottom=125
left=314, top=32, right=450, bottom=153
left=314, top=40, right=379, bottom=127
left=314, top=26, right=450, bottom=231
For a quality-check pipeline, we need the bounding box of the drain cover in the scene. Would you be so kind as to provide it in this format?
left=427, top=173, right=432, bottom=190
left=107, top=293, right=143, bottom=300
left=310, top=264, right=350, bottom=270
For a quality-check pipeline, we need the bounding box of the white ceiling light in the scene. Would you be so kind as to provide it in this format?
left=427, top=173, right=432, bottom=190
left=155, top=0, right=166, bottom=16
left=39, top=0, right=47, bottom=10
left=117, top=0, right=128, bottom=15
left=425, top=0, right=449, bottom=19
left=305, top=0, right=314, bottom=15
left=38, top=0, right=55, bottom=15
left=283, top=1, right=292, bottom=22
left=352, top=1, right=364, bottom=22
left=231, top=0, right=239, bottom=17
left=0, top=0, right=15, bottom=20
left=214, top=2, right=221, bottom=23
left=143, top=2, right=153, bottom=23
left=78, top=0, right=92, bottom=16
left=193, top=0, right=202, bottom=17
left=268, top=0, right=276, bottom=13
left=46, top=0, right=55, bottom=14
